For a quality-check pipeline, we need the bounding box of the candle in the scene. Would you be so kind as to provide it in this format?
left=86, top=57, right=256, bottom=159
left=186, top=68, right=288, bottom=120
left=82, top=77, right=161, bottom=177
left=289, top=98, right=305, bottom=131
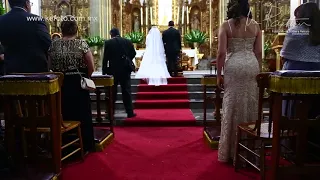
left=186, top=7, right=189, bottom=24
left=146, top=7, right=148, bottom=26
left=177, top=7, right=179, bottom=25
left=262, top=30, right=265, bottom=59
left=150, top=7, right=153, bottom=25
left=182, top=6, right=184, bottom=24
left=140, top=7, right=143, bottom=25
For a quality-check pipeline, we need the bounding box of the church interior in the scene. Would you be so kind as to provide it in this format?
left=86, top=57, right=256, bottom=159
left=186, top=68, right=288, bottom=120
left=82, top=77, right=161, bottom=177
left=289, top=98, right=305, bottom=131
left=1, top=0, right=294, bottom=72
left=1, top=0, right=320, bottom=180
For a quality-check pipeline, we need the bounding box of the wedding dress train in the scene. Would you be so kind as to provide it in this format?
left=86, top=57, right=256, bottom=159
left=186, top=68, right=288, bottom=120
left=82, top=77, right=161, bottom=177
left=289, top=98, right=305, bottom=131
left=135, top=26, right=171, bottom=86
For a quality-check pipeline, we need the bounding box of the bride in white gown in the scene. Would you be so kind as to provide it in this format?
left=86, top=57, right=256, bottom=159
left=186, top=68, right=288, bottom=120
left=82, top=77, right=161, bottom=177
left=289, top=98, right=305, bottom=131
left=135, top=26, right=171, bottom=86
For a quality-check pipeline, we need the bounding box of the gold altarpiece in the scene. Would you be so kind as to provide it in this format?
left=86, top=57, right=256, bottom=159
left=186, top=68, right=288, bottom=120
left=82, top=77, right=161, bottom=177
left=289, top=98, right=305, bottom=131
left=111, top=0, right=121, bottom=32
left=121, top=0, right=146, bottom=36
left=249, top=0, right=290, bottom=71
left=41, top=0, right=90, bottom=38
left=118, top=0, right=219, bottom=58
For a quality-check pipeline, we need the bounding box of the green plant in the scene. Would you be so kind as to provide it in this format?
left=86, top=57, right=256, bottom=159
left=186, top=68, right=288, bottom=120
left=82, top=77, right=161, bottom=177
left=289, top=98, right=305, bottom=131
left=0, top=2, right=6, bottom=15
left=264, top=41, right=272, bottom=55
left=85, top=36, right=105, bottom=47
left=124, top=32, right=144, bottom=44
left=184, top=30, right=208, bottom=44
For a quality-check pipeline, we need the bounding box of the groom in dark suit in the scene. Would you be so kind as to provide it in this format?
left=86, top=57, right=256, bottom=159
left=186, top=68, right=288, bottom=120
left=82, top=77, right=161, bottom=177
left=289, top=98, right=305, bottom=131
left=102, top=28, right=136, bottom=118
left=162, top=21, right=182, bottom=77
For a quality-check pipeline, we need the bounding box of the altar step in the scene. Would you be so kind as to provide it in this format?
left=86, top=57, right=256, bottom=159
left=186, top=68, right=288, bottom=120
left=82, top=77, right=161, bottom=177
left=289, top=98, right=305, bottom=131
left=113, top=84, right=213, bottom=93
left=91, top=99, right=214, bottom=110
left=90, top=77, right=217, bottom=110
left=91, top=91, right=216, bottom=103
left=90, top=92, right=219, bottom=110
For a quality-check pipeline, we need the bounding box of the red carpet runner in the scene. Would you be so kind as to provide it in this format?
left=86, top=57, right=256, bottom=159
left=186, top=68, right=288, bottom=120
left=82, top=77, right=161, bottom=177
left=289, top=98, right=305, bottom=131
left=62, top=127, right=258, bottom=180
left=125, top=77, right=196, bottom=125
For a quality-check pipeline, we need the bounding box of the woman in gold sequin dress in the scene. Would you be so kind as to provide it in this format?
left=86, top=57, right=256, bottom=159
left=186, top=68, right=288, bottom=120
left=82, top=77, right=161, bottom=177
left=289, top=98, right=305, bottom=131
left=216, top=0, right=262, bottom=164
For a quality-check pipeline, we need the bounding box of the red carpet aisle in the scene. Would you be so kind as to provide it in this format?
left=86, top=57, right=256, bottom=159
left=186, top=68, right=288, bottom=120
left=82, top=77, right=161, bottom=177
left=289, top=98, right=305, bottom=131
left=125, top=77, right=196, bottom=125
left=62, top=127, right=258, bottom=180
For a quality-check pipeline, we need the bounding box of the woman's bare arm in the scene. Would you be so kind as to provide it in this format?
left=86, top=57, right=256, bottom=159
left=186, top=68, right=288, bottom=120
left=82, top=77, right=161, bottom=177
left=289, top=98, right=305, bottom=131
left=217, top=24, right=228, bottom=76
left=253, top=24, right=262, bottom=71
left=84, top=51, right=95, bottom=77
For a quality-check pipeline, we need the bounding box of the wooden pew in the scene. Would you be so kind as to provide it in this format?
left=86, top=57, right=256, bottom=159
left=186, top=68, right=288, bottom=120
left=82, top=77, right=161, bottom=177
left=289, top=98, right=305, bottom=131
left=0, top=74, right=62, bottom=179
left=202, top=74, right=222, bottom=149
left=269, top=71, right=320, bottom=179
left=91, top=75, right=114, bottom=151
left=234, top=72, right=272, bottom=180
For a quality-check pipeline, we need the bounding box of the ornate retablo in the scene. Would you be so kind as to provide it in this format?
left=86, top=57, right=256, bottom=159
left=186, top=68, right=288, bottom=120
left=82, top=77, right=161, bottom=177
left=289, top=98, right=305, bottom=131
left=201, top=74, right=218, bottom=85
left=91, top=75, right=114, bottom=86
left=0, top=74, right=59, bottom=95
left=270, top=70, right=320, bottom=94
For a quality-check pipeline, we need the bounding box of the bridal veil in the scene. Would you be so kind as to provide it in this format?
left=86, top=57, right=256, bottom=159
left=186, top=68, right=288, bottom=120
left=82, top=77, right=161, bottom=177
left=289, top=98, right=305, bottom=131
left=135, top=26, right=171, bottom=86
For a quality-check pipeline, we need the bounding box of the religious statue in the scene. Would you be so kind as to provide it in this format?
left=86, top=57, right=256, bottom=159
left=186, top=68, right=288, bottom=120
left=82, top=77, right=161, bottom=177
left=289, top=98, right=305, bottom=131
left=134, top=16, right=140, bottom=32
left=58, top=3, right=70, bottom=17
left=81, top=22, right=89, bottom=37
left=52, top=21, right=60, bottom=33
left=191, top=16, right=200, bottom=30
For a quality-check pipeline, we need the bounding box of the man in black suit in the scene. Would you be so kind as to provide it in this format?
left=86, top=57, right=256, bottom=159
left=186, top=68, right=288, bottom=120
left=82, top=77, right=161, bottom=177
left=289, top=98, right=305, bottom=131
left=102, top=28, right=136, bottom=118
left=162, top=21, right=182, bottom=77
left=0, top=0, right=51, bottom=74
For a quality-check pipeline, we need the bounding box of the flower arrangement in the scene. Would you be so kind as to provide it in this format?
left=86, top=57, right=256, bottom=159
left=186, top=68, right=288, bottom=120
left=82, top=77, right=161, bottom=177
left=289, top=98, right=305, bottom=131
left=124, top=32, right=144, bottom=44
left=184, top=30, right=208, bottom=44
left=85, top=36, right=105, bottom=47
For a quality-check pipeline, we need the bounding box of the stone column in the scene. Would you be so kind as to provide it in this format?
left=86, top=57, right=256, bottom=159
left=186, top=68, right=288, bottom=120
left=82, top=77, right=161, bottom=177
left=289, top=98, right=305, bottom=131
left=90, top=0, right=100, bottom=36
left=90, top=0, right=112, bottom=72
left=90, top=0, right=112, bottom=39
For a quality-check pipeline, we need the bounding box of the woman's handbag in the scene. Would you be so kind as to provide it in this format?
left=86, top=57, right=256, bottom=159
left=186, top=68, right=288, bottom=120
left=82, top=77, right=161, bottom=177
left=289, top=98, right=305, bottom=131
left=66, top=48, right=96, bottom=91
left=80, top=76, right=96, bottom=91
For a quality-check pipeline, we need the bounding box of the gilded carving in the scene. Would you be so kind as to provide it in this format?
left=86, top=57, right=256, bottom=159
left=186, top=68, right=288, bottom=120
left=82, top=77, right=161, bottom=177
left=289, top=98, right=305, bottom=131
left=122, top=1, right=132, bottom=35
left=188, top=0, right=211, bottom=57
left=211, top=0, right=219, bottom=57
left=122, top=0, right=142, bottom=35
left=154, top=0, right=158, bottom=26
left=111, top=0, right=121, bottom=29
left=41, top=0, right=90, bottom=38
left=116, top=0, right=220, bottom=58
left=190, top=6, right=201, bottom=30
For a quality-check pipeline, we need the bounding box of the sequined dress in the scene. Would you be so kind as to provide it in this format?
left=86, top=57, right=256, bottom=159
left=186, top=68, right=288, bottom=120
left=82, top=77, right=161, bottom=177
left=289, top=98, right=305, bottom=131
left=218, top=37, right=259, bottom=163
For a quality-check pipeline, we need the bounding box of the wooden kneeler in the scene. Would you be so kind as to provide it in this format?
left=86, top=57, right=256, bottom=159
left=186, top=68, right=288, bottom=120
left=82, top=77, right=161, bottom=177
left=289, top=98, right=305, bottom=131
left=202, top=75, right=222, bottom=149
left=91, top=75, right=115, bottom=151
left=0, top=74, right=67, bottom=179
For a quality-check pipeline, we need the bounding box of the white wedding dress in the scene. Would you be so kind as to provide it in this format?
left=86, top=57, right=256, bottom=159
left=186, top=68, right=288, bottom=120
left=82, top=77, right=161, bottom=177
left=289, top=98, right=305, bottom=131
left=135, top=26, right=171, bottom=86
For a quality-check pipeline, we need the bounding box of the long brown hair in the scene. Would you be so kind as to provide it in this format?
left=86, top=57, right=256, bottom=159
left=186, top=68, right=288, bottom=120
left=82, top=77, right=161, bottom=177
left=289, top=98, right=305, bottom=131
left=295, top=2, right=320, bottom=46
left=226, top=0, right=252, bottom=27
